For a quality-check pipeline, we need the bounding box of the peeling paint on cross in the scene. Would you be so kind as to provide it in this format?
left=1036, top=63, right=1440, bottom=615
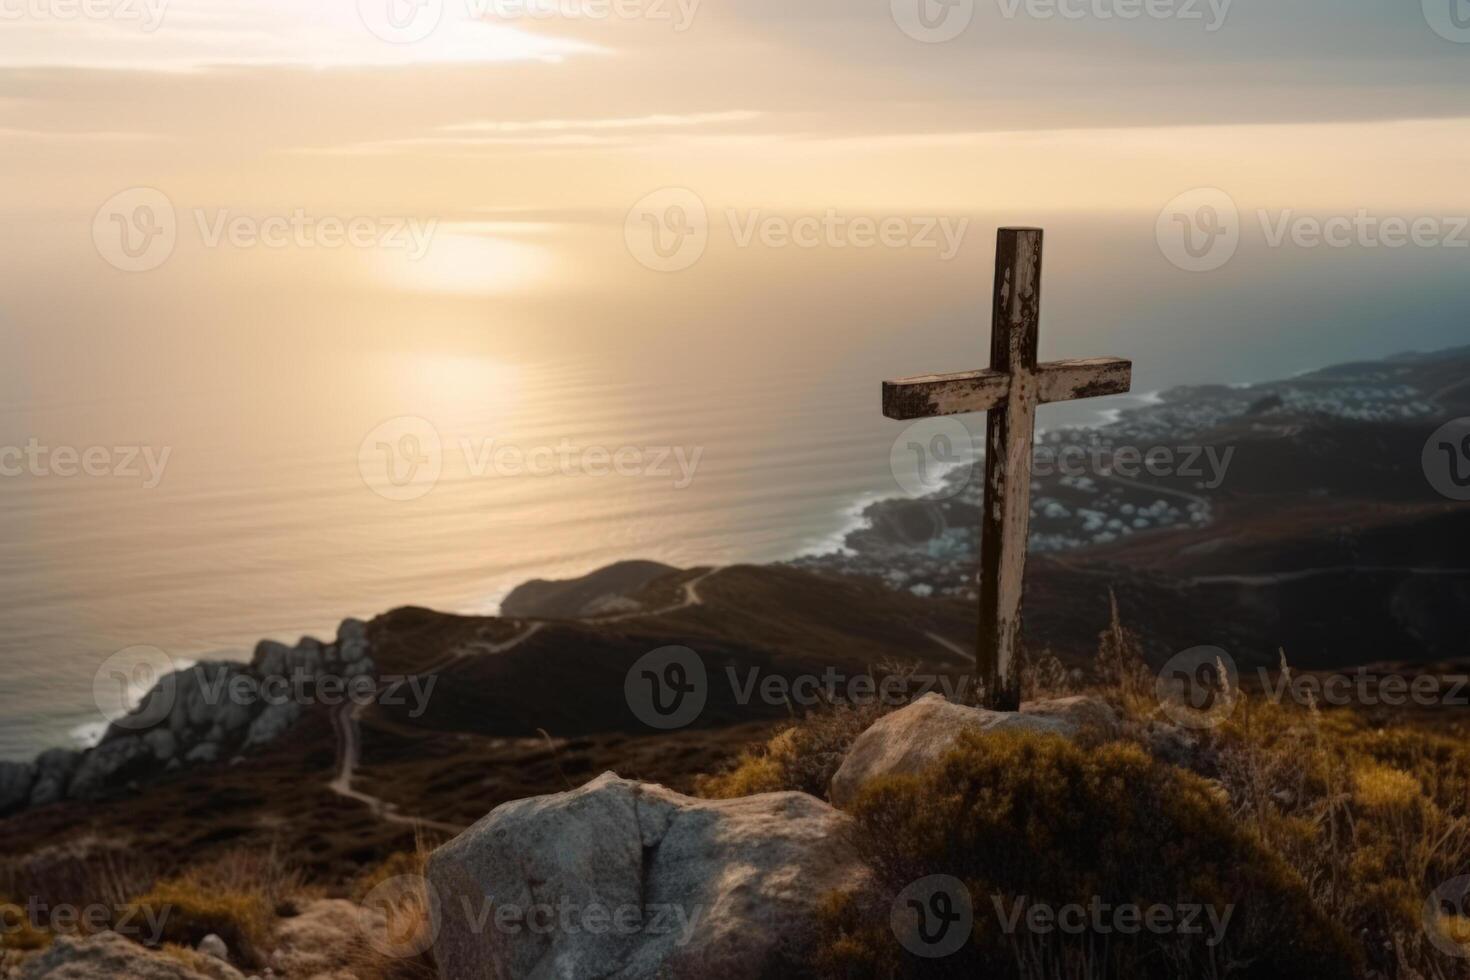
left=882, top=228, right=1133, bottom=711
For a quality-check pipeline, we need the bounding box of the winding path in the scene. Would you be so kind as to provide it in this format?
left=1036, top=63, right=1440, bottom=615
left=326, top=568, right=720, bottom=831
left=329, top=699, right=465, bottom=835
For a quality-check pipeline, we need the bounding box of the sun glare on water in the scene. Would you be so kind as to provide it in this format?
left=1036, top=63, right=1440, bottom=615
left=374, top=225, right=558, bottom=295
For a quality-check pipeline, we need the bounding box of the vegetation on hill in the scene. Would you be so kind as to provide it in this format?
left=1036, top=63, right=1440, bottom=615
left=696, top=606, right=1470, bottom=978
left=5, top=597, right=1469, bottom=978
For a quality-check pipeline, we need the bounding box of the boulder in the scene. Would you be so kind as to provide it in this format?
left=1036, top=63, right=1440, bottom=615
left=342, top=657, right=375, bottom=679
left=29, top=749, right=81, bottom=808
left=143, top=729, right=178, bottom=763
left=0, top=761, right=36, bottom=816
left=250, top=640, right=292, bottom=678
left=829, top=693, right=1119, bottom=808
left=101, top=662, right=249, bottom=745
left=185, top=742, right=221, bottom=765
left=427, top=772, right=869, bottom=980
left=14, top=930, right=245, bottom=980
left=243, top=701, right=302, bottom=749
left=1021, top=694, right=1121, bottom=734
left=66, top=736, right=155, bottom=800
left=289, top=638, right=326, bottom=676
left=337, top=619, right=370, bottom=663
left=195, top=935, right=228, bottom=962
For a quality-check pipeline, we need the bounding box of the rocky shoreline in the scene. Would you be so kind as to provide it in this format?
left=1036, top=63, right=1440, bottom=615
left=5, top=344, right=1470, bottom=835
left=0, top=620, right=374, bottom=818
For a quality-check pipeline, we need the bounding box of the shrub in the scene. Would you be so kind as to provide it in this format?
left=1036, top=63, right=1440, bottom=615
left=815, top=729, right=1359, bottom=980
left=697, top=700, right=890, bottom=800
left=1209, top=686, right=1470, bottom=977
left=0, top=899, right=51, bottom=952
left=345, top=841, right=439, bottom=980
left=125, top=878, right=271, bottom=966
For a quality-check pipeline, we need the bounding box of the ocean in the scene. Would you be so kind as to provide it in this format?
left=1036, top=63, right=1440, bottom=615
left=2, top=208, right=1467, bottom=760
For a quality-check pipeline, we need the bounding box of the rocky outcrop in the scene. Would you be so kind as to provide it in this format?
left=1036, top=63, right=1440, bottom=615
left=427, top=772, right=869, bottom=980
left=67, top=736, right=157, bottom=801
left=828, top=693, right=1120, bottom=808
left=4, top=619, right=374, bottom=813
left=12, top=931, right=245, bottom=980
left=0, top=761, right=34, bottom=816
left=28, top=749, right=81, bottom=808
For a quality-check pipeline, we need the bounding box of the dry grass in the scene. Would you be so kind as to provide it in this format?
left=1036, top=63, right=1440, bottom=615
left=1093, top=614, right=1470, bottom=977
left=696, top=691, right=895, bottom=800
left=819, top=729, right=1357, bottom=979
left=342, top=837, right=439, bottom=980
left=0, top=899, right=51, bottom=952
left=707, top=605, right=1470, bottom=979
left=125, top=877, right=272, bottom=966
left=0, top=837, right=159, bottom=913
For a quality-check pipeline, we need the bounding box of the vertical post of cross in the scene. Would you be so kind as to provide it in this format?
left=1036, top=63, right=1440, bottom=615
left=881, top=227, right=1132, bottom=712
left=978, top=228, right=1043, bottom=711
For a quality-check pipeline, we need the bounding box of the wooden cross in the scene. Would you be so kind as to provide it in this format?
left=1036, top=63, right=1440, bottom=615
left=882, top=228, right=1132, bottom=711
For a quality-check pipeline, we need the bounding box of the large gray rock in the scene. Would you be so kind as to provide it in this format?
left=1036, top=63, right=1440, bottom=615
left=337, top=618, right=370, bottom=663
left=829, top=693, right=1120, bottom=808
left=167, top=663, right=253, bottom=736
left=14, top=930, right=244, bottom=980
left=250, top=640, right=293, bottom=678
left=242, top=701, right=301, bottom=750
left=29, top=748, right=82, bottom=807
left=143, top=729, right=178, bottom=762
left=289, top=637, right=326, bottom=676
left=0, top=760, right=36, bottom=815
left=427, top=772, right=869, bottom=980
left=67, top=736, right=155, bottom=800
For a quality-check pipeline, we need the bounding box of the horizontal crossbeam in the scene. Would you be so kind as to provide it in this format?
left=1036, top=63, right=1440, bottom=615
left=881, top=356, right=1132, bottom=420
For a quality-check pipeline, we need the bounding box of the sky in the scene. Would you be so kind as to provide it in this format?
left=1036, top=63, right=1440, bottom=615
left=3, top=0, right=1470, bottom=760
left=3, top=0, right=1469, bottom=219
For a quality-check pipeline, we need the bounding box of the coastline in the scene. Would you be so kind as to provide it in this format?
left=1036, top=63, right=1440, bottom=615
left=8, top=344, right=1468, bottom=767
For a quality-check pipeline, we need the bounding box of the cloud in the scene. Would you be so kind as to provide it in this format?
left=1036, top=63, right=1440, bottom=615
left=440, top=110, right=763, bottom=134
left=293, top=109, right=768, bottom=154
left=0, top=0, right=604, bottom=71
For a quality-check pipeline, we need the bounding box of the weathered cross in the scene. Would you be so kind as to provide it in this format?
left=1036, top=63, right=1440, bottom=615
left=882, top=228, right=1132, bottom=711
